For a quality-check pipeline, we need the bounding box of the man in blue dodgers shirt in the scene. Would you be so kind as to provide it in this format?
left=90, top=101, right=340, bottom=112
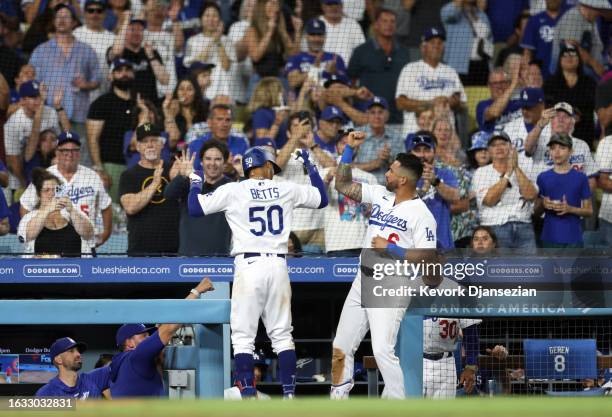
left=188, top=104, right=249, bottom=173
left=109, top=277, right=213, bottom=397
left=408, top=131, right=459, bottom=249
left=285, top=18, right=347, bottom=93
left=36, top=337, right=110, bottom=399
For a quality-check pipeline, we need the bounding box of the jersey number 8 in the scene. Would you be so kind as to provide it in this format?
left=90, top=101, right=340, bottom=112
left=249, top=205, right=284, bottom=236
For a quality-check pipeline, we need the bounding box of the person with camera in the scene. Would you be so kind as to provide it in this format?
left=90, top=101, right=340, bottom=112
left=17, top=168, right=95, bottom=257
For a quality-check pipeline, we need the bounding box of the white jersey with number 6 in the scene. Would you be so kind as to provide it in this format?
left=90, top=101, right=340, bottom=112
left=195, top=178, right=321, bottom=255
left=361, top=184, right=437, bottom=249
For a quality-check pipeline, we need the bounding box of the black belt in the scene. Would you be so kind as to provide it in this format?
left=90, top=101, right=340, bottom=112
left=423, top=352, right=453, bottom=361
left=243, top=253, right=286, bottom=259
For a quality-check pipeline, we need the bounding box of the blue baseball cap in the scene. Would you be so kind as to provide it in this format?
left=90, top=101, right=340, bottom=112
left=322, top=71, right=349, bottom=88
left=305, top=18, right=326, bottom=35
left=110, top=58, right=133, bottom=72
left=190, top=61, right=216, bottom=72
left=320, top=106, right=345, bottom=122
left=469, top=131, right=491, bottom=152
left=18, top=80, right=41, bottom=98
left=421, top=27, right=446, bottom=43
left=57, top=130, right=81, bottom=147
left=518, top=88, right=544, bottom=108
left=50, top=337, right=87, bottom=361
left=367, top=96, right=389, bottom=110
left=116, top=324, right=155, bottom=347
left=322, top=0, right=342, bottom=4
left=407, top=132, right=436, bottom=151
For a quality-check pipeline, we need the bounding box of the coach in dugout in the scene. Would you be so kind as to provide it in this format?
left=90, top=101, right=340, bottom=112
left=36, top=337, right=110, bottom=399
left=109, top=277, right=214, bottom=397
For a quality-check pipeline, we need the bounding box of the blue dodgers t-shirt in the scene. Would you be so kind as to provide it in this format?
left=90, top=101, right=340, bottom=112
left=486, top=0, right=529, bottom=43
left=251, top=107, right=288, bottom=145
left=188, top=133, right=249, bottom=171
left=417, top=166, right=458, bottom=249
left=109, top=331, right=166, bottom=397
left=35, top=367, right=111, bottom=399
left=284, top=52, right=347, bottom=80
left=314, top=133, right=337, bottom=155
left=520, top=8, right=568, bottom=78
left=537, top=168, right=591, bottom=244
left=476, top=99, right=522, bottom=133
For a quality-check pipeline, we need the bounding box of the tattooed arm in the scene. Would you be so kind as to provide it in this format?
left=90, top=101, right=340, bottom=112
left=334, top=131, right=366, bottom=202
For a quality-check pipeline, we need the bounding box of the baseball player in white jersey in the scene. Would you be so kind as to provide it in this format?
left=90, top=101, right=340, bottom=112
left=330, top=131, right=438, bottom=399
left=422, top=316, right=481, bottom=398
left=19, top=131, right=112, bottom=252
left=186, top=146, right=328, bottom=398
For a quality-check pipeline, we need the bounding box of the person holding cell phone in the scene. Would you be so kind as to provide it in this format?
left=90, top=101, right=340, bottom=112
left=17, top=168, right=95, bottom=258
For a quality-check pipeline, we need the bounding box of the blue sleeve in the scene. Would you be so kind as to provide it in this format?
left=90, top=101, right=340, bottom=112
left=130, top=331, right=165, bottom=378
left=439, top=168, right=458, bottom=188
left=536, top=173, right=545, bottom=197
left=252, top=108, right=274, bottom=130
left=0, top=191, right=9, bottom=220
left=520, top=16, right=537, bottom=49
left=0, top=159, right=7, bottom=172
left=463, top=325, right=480, bottom=366
left=580, top=173, right=592, bottom=200
left=476, top=100, right=490, bottom=130
left=85, top=366, right=112, bottom=391
left=187, top=176, right=205, bottom=217
left=441, top=2, right=462, bottom=24
left=306, top=164, right=328, bottom=208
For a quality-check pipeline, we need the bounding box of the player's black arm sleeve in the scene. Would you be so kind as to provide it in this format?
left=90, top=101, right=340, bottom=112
left=463, top=324, right=480, bottom=366
left=306, top=164, right=328, bottom=208
left=164, top=175, right=189, bottom=200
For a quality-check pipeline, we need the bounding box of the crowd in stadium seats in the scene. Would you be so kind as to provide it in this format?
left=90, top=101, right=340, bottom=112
left=1, top=0, right=612, bottom=256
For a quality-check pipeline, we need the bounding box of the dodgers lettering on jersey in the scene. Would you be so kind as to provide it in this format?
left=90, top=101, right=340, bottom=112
left=196, top=179, right=321, bottom=255
left=423, top=317, right=482, bottom=353
left=361, top=183, right=437, bottom=249
left=416, top=76, right=457, bottom=91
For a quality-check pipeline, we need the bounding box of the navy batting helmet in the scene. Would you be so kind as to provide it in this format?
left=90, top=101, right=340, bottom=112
left=242, top=147, right=281, bottom=175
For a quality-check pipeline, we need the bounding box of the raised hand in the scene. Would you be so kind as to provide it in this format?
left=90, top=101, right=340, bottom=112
left=347, top=131, right=366, bottom=148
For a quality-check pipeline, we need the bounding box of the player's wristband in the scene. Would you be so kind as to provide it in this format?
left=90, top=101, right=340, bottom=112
left=340, top=145, right=354, bottom=164
left=190, top=288, right=201, bottom=297
left=386, top=243, right=404, bottom=258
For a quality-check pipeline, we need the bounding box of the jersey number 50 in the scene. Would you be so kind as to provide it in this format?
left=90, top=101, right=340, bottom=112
left=249, top=205, right=284, bottom=236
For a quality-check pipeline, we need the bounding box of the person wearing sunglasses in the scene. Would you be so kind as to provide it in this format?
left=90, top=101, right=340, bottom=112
left=407, top=131, right=459, bottom=250
left=74, top=0, right=115, bottom=102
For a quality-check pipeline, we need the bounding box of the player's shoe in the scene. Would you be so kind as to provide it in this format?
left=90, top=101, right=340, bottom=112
left=330, top=380, right=354, bottom=400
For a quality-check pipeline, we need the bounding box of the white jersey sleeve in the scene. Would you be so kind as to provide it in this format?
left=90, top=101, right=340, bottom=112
left=360, top=183, right=389, bottom=205
left=413, top=207, right=438, bottom=249
left=291, top=184, right=321, bottom=209
left=459, top=318, right=482, bottom=329
left=20, top=184, right=37, bottom=212
left=197, top=182, right=237, bottom=215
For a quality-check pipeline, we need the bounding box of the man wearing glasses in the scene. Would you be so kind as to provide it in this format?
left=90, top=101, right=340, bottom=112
left=20, top=131, right=113, bottom=250
left=74, top=0, right=116, bottom=102
left=476, top=67, right=522, bottom=133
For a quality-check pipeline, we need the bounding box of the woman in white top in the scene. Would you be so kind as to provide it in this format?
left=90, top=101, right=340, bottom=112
left=18, top=168, right=94, bottom=257
left=183, top=2, right=234, bottom=100
left=226, top=0, right=256, bottom=104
